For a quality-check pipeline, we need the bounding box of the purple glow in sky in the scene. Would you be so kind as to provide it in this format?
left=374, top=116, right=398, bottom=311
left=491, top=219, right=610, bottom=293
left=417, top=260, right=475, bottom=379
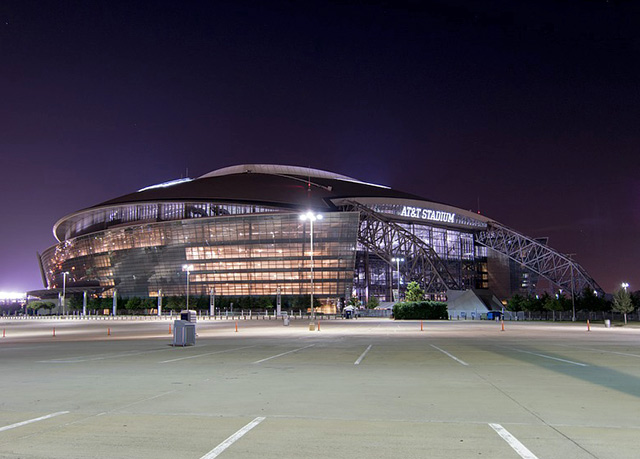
left=0, top=0, right=638, bottom=294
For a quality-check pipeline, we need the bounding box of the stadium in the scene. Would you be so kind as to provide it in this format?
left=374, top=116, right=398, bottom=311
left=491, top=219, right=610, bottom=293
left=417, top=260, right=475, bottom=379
left=33, top=164, right=601, bottom=314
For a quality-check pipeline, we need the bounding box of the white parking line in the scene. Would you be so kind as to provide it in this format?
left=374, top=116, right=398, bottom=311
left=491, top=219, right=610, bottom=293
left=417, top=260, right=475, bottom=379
left=564, top=345, right=640, bottom=359
left=430, top=344, right=469, bottom=366
left=200, top=417, right=265, bottom=459
left=160, top=345, right=258, bottom=363
left=515, top=349, right=588, bottom=367
left=354, top=345, right=372, bottom=365
left=489, top=423, right=538, bottom=459
left=253, top=344, right=315, bottom=364
left=0, top=411, right=70, bottom=433
left=40, top=349, right=167, bottom=363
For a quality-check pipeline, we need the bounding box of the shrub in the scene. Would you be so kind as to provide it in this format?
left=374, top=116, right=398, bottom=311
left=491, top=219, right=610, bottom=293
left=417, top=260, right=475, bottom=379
left=393, top=301, right=448, bottom=320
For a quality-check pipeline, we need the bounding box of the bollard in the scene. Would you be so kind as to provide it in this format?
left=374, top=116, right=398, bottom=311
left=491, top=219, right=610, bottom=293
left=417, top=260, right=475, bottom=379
left=2, top=328, right=4, bottom=338
left=53, top=327, right=56, bottom=337
left=317, top=320, right=321, bottom=331
left=420, top=320, right=423, bottom=331
left=108, top=328, right=111, bottom=336
left=501, top=320, right=505, bottom=332
left=587, top=319, right=591, bottom=332
left=169, top=324, right=172, bottom=334
left=235, top=320, right=238, bottom=332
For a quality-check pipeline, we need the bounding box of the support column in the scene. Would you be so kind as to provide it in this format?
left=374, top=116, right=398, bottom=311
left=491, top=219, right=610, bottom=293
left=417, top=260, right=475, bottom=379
left=82, top=291, right=87, bottom=317
left=112, top=290, right=117, bottom=316
left=276, top=286, right=281, bottom=317
left=157, top=289, right=162, bottom=316
left=364, top=250, right=370, bottom=305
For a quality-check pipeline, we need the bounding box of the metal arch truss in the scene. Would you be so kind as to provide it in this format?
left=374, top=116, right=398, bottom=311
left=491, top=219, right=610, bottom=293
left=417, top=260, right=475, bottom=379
left=476, top=221, right=603, bottom=295
left=342, top=201, right=462, bottom=293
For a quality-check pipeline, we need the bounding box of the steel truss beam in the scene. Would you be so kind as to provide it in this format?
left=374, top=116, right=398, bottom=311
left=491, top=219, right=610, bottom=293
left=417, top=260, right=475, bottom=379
left=342, top=201, right=461, bottom=293
left=476, top=221, right=602, bottom=295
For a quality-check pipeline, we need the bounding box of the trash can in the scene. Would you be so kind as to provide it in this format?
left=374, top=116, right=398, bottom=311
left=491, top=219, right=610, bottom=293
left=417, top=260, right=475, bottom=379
left=283, top=317, right=290, bottom=326
left=173, top=320, right=196, bottom=346
left=180, top=310, right=197, bottom=323
left=604, top=319, right=611, bottom=328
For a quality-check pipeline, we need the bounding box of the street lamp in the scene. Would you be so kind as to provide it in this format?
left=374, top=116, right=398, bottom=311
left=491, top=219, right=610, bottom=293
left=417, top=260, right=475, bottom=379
left=62, top=271, right=70, bottom=315
left=391, top=257, right=404, bottom=301
left=622, top=282, right=630, bottom=292
left=182, top=264, right=194, bottom=309
left=300, top=211, right=322, bottom=324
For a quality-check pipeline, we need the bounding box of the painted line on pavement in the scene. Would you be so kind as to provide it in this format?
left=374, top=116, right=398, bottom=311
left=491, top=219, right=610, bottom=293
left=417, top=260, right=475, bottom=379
left=489, top=423, right=538, bottom=459
left=0, top=411, right=70, bottom=433
left=430, top=344, right=469, bottom=366
left=563, top=345, right=640, bottom=359
left=200, top=417, right=266, bottom=459
left=160, top=345, right=258, bottom=363
left=354, top=344, right=372, bottom=365
left=40, top=349, right=168, bottom=363
left=515, top=349, right=588, bottom=367
left=253, top=345, right=315, bottom=364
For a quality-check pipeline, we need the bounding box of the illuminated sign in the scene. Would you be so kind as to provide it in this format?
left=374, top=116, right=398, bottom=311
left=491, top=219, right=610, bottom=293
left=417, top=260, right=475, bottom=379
left=399, top=206, right=455, bottom=224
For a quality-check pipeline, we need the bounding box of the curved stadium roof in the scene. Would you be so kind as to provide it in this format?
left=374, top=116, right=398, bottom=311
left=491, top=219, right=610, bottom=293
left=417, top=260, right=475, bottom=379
left=53, top=164, right=489, bottom=241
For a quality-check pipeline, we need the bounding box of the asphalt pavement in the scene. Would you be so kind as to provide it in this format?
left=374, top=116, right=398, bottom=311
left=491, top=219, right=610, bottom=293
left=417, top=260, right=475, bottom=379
left=0, top=316, right=638, bottom=458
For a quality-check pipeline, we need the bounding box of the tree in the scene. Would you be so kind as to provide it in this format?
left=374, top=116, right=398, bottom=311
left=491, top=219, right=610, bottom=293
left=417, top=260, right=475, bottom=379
left=293, top=295, right=321, bottom=310
left=165, top=296, right=184, bottom=311
left=258, top=296, right=273, bottom=310
left=27, top=301, right=56, bottom=315
left=367, top=296, right=380, bottom=309
left=507, top=293, right=526, bottom=312
left=577, top=288, right=609, bottom=317
left=347, top=296, right=361, bottom=308
left=68, top=295, right=84, bottom=311
left=543, top=294, right=563, bottom=321
left=405, top=281, right=424, bottom=302
left=87, top=297, right=103, bottom=312
left=544, top=293, right=572, bottom=320
left=612, top=288, right=634, bottom=324
left=125, top=297, right=142, bottom=314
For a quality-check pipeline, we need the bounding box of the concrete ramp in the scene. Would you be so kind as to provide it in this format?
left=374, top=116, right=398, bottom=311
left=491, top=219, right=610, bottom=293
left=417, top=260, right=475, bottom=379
left=446, top=289, right=502, bottom=319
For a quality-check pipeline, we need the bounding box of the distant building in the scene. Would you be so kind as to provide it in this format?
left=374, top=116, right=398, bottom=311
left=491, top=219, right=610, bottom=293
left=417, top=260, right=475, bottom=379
left=31, top=164, right=600, bottom=310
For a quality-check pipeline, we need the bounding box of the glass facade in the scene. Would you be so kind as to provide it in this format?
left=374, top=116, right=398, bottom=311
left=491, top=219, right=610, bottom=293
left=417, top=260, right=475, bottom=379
left=56, top=202, right=284, bottom=240
left=42, top=212, right=359, bottom=299
left=353, top=221, right=479, bottom=301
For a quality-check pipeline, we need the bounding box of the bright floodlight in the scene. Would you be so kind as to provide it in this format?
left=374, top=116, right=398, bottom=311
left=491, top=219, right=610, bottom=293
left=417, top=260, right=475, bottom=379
left=300, top=211, right=322, bottom=221
left=0, top=291, right=26, bottom=300
left=182, top=264, right=194, bottom=271
left=621, top=282, right=630, bottom=290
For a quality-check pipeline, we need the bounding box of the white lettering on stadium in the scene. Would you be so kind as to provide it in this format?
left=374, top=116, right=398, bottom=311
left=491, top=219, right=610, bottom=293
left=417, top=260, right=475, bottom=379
left=399, top=206, right=455, bottom=224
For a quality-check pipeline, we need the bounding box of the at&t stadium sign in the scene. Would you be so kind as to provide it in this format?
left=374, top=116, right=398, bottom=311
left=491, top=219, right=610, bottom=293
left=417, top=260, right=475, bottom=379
left=399, top=206, right=455, bottom=224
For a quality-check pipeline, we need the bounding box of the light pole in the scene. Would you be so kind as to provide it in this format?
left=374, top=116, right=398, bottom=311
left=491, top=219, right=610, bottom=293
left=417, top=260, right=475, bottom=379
left=391, top=257, right=404, bottom=302
left=300, top=211, right=322, bottom=325
left=62, top=271, right=70, bottom=315
left=622, top=282, right=630, bottom=292
left=570, top=267, right=576, bottom=322
left=182, top=264, right=194, bottom=310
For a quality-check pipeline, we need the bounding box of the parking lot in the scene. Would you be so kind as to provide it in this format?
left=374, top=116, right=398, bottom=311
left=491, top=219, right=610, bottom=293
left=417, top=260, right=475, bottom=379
left=0, top=317, right=639, bottom=458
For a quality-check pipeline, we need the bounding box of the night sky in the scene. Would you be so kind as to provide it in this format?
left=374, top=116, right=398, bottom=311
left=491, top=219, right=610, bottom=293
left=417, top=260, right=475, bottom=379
left=1, top=0, right=638, bottom=294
